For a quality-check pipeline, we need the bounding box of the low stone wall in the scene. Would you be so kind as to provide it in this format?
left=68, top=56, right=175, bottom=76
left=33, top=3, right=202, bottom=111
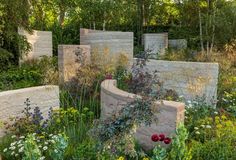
left=143, top=33, right=168, bottom=57
left=18, top=28, right=52, bottom=63
left=58, top=45, right=90, bottom=84
left=168, top=39, right=187, bottom=49
left=0, top=85, right=60, bottom=137
left=142, top=59, right=219, bottom=104
left=80, top=28, right=134, bottom=65
left=101, top=80, right=185, bottom=150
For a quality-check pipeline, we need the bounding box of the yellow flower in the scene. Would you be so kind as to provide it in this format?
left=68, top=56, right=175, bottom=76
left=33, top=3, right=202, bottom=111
left=117, top=156, right=125, bottom=160
left=143, top=158, right=149, bottom=160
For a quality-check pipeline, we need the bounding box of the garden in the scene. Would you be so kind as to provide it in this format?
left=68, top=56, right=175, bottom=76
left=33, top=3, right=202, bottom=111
left=0, top=0, right=236, bottom=160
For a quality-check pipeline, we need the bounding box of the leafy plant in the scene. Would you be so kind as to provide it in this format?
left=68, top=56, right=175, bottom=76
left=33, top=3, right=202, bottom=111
left=168, top=123, right=190, bottom=160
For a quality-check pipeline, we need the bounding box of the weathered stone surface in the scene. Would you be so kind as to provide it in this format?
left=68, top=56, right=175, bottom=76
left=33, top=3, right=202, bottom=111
left=101, top=79, right=184, bottom=150
left=168, top=39, right=187, bottom=49
left=0, top=85, right=60, bottom=137
left=141, top=59, right=219, bottom=104
left=58, top=45, right=91, bottom=84
left=143, top=33, right=168, bottom=57
left=80, top=28, right=134, bottom=65
left=18, top=28, right=52, bottom=62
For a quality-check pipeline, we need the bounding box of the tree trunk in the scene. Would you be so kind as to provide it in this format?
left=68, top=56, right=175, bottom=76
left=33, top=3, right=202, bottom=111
left=198, top=1, right=204, bottom=53
left=59, top=8, right=65, bottom=27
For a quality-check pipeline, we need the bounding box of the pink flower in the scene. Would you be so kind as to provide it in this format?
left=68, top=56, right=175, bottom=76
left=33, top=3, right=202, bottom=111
left=151, top=134, right=159, bottom=142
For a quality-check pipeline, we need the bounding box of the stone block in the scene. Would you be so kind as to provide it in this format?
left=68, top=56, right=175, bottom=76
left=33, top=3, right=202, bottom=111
left=0, top=85, right=59, bottom=137
left=141, top=59, right=219, bottom=104
left=80, top=28, right=133, bottom=66
left=168, top=39, right=187, bottom=49
left=58, top=45, right=91, bottom=84
left=143, top=33, right=168, bottom=57
left=100, top=79, right=184, bottom=150
left=18, top=28, right=53, bottom=63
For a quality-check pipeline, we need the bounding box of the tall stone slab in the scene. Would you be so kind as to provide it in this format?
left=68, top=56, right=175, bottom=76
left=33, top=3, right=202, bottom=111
left=142, top=59, right=219, bottom=104
left=168, top=39, right=187, bottom=50
left=18, top=28, right=53, bottom=62
left=80, top=28, right=134, bottom=65
left=58, top=45, right=91, bottom=84
left=101, top=80, right=185, bottom=150
left=143, top=33, right=168, bottom=57
left=0, top=85, right=59, bottom=137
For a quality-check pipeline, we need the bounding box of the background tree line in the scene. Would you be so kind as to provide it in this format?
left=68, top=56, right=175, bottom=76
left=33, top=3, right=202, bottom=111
left=0, top=0, right=236, bottom=66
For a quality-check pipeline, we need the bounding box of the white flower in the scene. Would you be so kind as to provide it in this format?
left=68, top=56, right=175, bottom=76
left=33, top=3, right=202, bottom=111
left=18, top=143, right=23, bottom=147
left=206, top=125, right=211, bottom=129
left=214, top=111, right=218, bottom=115
left=10, top=142, right=16, bottom=146
left=11, top=135, right=16, bottom=139
left=11, top=151, right=15, bottom=155
left=39, top=156, right=45, bottom=160
left=3, top=148, right=7, bottom=152
left=201, top=125, right=205, bottom=128
left=20, top=136, right=25, bottom=139
left=44, top=141, right=48, bottom=145
left=50, top=140, right=55, bottom=144
left=39, top=145, right=42, bottom=148
left=49, top=134, right=53, bottom=137
left=9, top=146, right=16, bottom=150
left=43, top=146, right=48, bottom=150
left=18, top=147, right=24, bottom=153
left=54, top=149, right=58, bottom=153
left=194, top=127, right=199, bottom=130
left=15, top=153, right=19, bottom=157
left=195, top=131, right=200, bottom=135
left=17, top=140, right=22, bottom=144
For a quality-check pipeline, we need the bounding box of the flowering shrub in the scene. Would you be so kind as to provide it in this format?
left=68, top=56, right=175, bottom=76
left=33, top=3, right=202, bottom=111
left=2, top=133, right=68, bottom=160
left=3, top=98, right=52, bottom=135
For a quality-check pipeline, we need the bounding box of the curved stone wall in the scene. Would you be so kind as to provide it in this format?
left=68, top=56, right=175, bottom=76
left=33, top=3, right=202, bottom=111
left=101, top=79, right=185, bottom=150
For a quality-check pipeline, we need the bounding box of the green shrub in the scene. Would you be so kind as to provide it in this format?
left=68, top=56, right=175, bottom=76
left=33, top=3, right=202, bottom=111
left=190, top=139, right=236, bottom=160
left=0, top=48, right=14, bottom=71
left=0, top=56, right=58, bottom=91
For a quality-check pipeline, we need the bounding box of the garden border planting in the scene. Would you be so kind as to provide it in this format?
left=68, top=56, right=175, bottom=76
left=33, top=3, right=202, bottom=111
left=101, top=79, right=185, bottom=150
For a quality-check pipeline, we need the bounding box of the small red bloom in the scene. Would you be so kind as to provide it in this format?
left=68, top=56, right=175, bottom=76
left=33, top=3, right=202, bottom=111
left=105, top=74, right=113, bottom=79
left=164, top=137, right=172, bottom=144
left=151, top=134, right=159, bottom=142
left=159, top=134, right=165, bottom=141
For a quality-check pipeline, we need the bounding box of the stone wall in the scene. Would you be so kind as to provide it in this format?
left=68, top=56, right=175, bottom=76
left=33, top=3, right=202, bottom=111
left=18, top=28, right=52, bottom=62
left=168, top=39, right=187, bottom=49
left=58, top=45, right=90, bottom=84
left=143, top=33, right=168, bottom=57
left=101, top=80, right=185, bottom=150
left=80, top=28, right=134, bottom=65
left=0, top=85, right=60, bottom=137
left=142, top=59, right=219, bottom=104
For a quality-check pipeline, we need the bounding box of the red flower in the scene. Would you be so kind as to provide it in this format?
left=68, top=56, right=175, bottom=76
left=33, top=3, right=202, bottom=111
left=105, top=74, right=112, bottom=79
left=164, top=137, right=172, bottom=144
left=151, top=134, right=159, bottom=142
left=159, top=134, right=165, bottom=141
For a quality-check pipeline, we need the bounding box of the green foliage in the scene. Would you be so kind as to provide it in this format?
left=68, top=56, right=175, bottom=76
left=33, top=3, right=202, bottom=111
left=1, top=133, right=68, bottom=160
left=0, top=56, right=58, bottom=91
left=169, top=123, right=190, bottom=160
left=23, top=134, right=42, bottom=160
left=190, top=139, right=236, bottom=160
left=0, top=48, right=14, bottom=71
left=152, top=145, right=167, bottom=160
